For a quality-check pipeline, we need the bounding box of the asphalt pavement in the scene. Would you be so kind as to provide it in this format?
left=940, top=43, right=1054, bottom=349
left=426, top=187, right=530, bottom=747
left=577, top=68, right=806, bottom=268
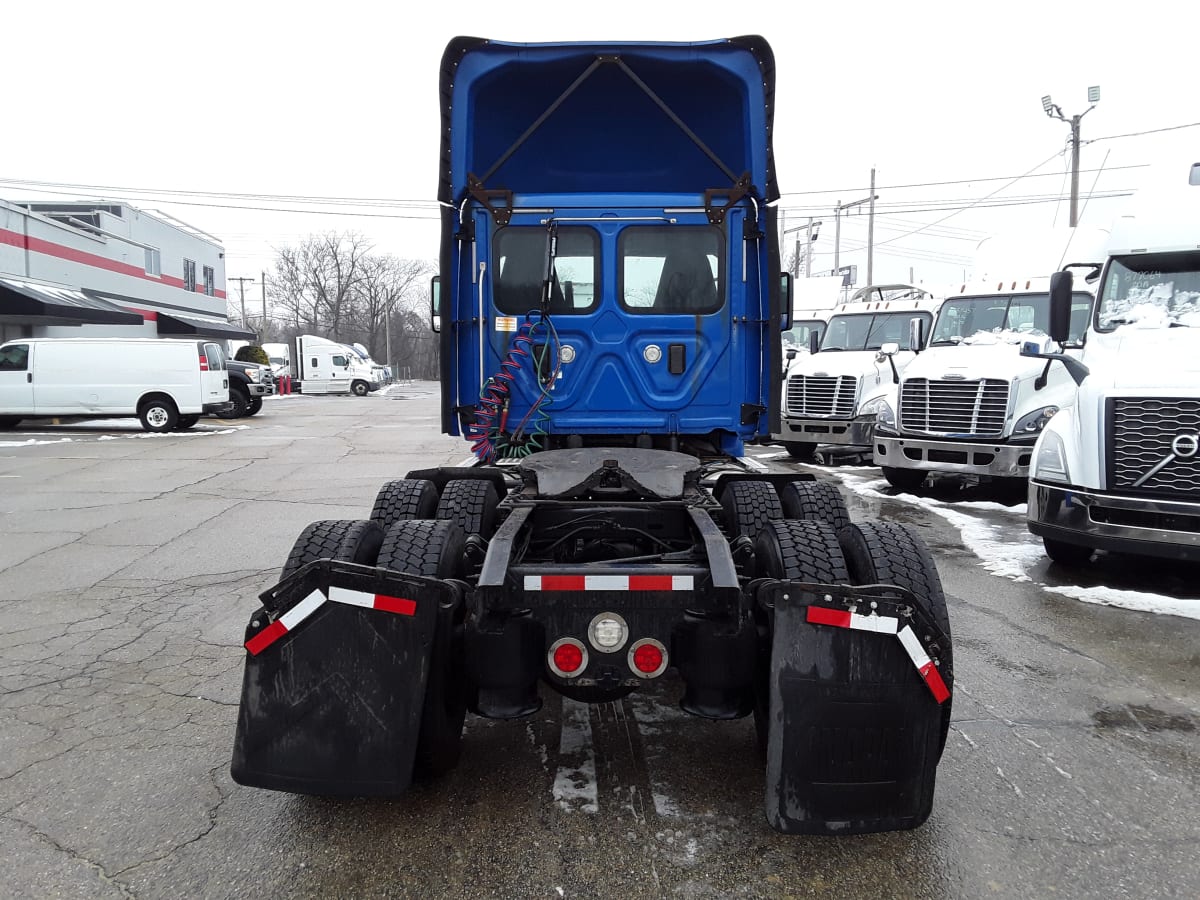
left=1, top=385, right=1196, bottom=899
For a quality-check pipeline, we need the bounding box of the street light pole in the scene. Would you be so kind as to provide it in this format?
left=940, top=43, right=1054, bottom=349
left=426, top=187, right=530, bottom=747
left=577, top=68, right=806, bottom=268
left=1042, top=86, right=1099, bottom=227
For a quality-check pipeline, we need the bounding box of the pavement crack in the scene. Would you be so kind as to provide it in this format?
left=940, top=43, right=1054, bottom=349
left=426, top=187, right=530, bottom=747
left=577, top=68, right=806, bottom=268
left=3, top=812, right=136, bottom=899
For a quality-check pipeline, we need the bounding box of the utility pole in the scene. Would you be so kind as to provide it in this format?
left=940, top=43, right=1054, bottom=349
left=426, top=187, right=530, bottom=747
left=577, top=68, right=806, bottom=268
left=1042, top=86, right=1100, bottom=227
left=260, top=272, right=268, bottom=342
left=229, top=276, right=255, bottom=330
left=833, top=191, right=877, bottom=274
left=867, top=168, right=876, bottom=287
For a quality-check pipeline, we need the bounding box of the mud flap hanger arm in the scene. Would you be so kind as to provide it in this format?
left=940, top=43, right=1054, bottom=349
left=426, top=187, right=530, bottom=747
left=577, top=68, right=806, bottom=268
left=464, top=54, right=755, bottom=226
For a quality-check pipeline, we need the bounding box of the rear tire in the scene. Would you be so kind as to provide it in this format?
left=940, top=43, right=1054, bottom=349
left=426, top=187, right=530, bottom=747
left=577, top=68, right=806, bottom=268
left=752, top=520, right=850, bottom=751
left=1043, top=537, right=1094, bottom=566
left=218, top=387, right=249, bottom=419
left=280, top=519, right=385, bottom=579
left=370, top=478, right=440, bottom=530
left=246, top=396, right=264, bottom=416
left=138, top=397, right=178, bottom=433
left=377, top=519, right=468, bottom=779
left=784, top=441, right=817, bottom=461
left=838, top=521, right=953, bottom=756
left=435, top=479, right=500, bottom=538
left=720, top=480, right=784, bottom=542
left=176, top=414, right=200, bottom=429
left=779, top=480, right=851, bottom=532
left=881, top=466, right=927, bottom=492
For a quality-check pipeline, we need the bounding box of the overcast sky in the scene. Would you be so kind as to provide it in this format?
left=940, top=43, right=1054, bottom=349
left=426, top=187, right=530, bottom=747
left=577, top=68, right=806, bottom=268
left=4, top=0, right=1196, bottom=302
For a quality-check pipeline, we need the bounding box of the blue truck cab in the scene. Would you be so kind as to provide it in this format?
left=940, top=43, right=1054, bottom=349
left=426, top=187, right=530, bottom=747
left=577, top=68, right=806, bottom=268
left=232, top=36, right=954, bottom=837
left=436, top=36, right=783, bottom=459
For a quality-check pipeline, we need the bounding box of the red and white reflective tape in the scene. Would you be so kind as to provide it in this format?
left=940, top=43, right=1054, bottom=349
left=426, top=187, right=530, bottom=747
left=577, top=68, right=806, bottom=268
left=244, top=586, right=418, bottom=656
left=327, top=585, right=417, bottom=616
left=896, top=624, right=951, bottom=704
left=805, top=605, right=950, bottom=704
left=524, top=574, right=694, bottom=592
left=805, top=605, right=899, bottom=635
left=245, top=589, right=326, bottom=656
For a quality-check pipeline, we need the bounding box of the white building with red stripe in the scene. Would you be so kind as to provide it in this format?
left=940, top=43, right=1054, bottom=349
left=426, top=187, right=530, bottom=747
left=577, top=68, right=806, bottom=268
left=0, top=197, right=253, bottom=344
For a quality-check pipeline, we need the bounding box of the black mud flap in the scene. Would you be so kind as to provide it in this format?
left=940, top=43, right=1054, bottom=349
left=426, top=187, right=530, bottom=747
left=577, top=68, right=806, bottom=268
left=231, top=560, right=458, bottom=796
left=761, top=582, right=950, bottom=835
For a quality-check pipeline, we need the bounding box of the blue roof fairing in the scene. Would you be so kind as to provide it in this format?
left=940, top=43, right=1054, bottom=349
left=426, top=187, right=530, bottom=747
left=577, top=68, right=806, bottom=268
left=438, top=36, right=778, bottom=203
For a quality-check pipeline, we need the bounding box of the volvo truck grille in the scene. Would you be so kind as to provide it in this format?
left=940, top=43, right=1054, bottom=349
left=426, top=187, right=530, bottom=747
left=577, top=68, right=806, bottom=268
left=1109, top=398, right=1200, bottom=498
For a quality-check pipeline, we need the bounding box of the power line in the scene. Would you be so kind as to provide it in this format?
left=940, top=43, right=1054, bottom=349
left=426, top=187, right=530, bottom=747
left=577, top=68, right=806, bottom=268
left=0, top=176, right=440, bottom=208
left=775, top=163, right=1147, bottom=197
left=1087, top=121, right=1200, bottom=143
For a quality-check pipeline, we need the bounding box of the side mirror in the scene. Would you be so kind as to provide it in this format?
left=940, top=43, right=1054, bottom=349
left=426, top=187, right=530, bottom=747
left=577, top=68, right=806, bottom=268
left=430, top=275, right=442, bottom=333
left=1048, top=270, right=1073, bottom=344
left=779, top=272, right=793, bottom=331
left=785, top=348, right=798, bottom=362
left=908, top=317, right=925, bottom=353
left=809, top=330, right=820, bottom=355
left=879, top=342, right=900, bottom=357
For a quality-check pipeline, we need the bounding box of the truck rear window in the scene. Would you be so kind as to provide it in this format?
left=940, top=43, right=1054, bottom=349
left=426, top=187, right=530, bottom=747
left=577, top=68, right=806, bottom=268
left=494, top=226, right=598, bottom=315
left=620, top=226, right=724, bottom=315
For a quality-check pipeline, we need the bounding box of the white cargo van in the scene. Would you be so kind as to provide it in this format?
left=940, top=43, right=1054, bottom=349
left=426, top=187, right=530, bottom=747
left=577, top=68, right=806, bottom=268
left=0, top=338, right=229, bottom=432
left=295, top=334, right=380, bottom=396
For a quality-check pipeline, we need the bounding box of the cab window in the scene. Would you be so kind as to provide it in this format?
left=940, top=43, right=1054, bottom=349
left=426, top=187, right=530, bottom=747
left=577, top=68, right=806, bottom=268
left=0, top=343, right=29, bottom=371
left=332, top=355, right=349, bottom=367
left=620, top=226, right=724, bottom=315
left=494, top=226, right=598, bottom=315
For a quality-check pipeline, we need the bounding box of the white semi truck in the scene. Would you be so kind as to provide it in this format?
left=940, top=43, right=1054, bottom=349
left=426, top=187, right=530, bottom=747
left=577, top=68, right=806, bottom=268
left=775, top=284, right=939, bottom=460
left=1025, top=168, right=1200, bottom=564
left=295, top=334, right=380, bottom=396
left=871, top=275, right=1098, bottom=490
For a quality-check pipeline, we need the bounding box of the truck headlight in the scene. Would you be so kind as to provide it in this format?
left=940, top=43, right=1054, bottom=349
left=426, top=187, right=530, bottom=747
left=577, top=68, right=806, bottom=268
left=1033, top=430, right=1071, bottom=484
left=246, top=368, right=260, bottom=382
left=1014, top=405, right=1058, bottom=435
left=859, top=395, right=895, bottom=428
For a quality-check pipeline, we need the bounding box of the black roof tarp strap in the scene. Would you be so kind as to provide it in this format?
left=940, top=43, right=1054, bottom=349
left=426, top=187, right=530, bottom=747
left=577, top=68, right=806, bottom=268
left=156, top=312, right=256, bottom=340
left=0, top=276, right=143, bottom=325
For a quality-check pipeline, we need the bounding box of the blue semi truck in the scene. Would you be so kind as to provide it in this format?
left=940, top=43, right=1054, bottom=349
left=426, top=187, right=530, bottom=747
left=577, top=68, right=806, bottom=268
left=232, top=35, right=954, bottom=835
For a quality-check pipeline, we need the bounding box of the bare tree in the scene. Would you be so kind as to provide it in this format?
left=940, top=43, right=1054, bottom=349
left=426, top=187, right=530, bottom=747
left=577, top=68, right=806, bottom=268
left=266, top=233, right=372, bottom=339
left=353, top=256, right=434, bottom=361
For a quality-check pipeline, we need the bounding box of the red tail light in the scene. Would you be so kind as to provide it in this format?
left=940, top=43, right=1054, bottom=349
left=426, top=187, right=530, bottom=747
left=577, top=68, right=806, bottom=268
left=548, top=638, right=587, bottom=678
left=198, top=347, right=209, bottom=371
left=628, top=639, right=668, bottom=678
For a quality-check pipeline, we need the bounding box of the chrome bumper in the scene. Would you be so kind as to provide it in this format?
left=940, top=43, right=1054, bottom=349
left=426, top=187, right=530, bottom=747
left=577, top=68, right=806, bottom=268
left=1028, top=482, right=1200, bottom=562
left=777, top=416, right=874, bottom=447
left=872, top=434, right=1033, bottom=478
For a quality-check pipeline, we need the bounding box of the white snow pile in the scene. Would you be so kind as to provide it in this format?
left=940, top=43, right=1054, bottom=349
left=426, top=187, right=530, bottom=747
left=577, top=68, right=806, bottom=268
left=1044, top=584, right=1200, bottom=622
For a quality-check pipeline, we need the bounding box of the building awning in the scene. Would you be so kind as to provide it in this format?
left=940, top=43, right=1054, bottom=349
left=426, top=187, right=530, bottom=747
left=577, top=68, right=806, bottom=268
left=0, top=275, right=144, bottom=326
left=156, top=311, right=256, bottom=340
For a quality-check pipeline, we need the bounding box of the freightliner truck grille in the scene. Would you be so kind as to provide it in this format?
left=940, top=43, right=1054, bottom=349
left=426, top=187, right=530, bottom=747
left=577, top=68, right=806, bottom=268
left=1110, top=398, right=1200, bottom=497
left=786, top=375, right=857, bottom=418
left=899, top=378, right=1010, bottom=437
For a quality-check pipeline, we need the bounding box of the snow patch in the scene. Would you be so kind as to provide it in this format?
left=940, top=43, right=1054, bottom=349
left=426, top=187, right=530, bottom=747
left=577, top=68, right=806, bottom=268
left=553, top=698, right=598, bottom=813
left=1043, top=584, right=1200, bottom=622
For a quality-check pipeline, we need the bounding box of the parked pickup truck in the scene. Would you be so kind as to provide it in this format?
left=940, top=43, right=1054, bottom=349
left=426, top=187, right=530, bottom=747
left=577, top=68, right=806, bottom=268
left=217, top=359, right=274, bottom=418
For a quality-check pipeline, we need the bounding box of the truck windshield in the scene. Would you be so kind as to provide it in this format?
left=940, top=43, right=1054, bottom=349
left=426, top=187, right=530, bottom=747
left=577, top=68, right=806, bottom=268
left=494, top=226, right=598, bottom=315
left=821, top=311, right=932, bottom=351
left=1097, top=251, right=1200, bottom=331
left=931, top=293, right=1094, bottom=345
